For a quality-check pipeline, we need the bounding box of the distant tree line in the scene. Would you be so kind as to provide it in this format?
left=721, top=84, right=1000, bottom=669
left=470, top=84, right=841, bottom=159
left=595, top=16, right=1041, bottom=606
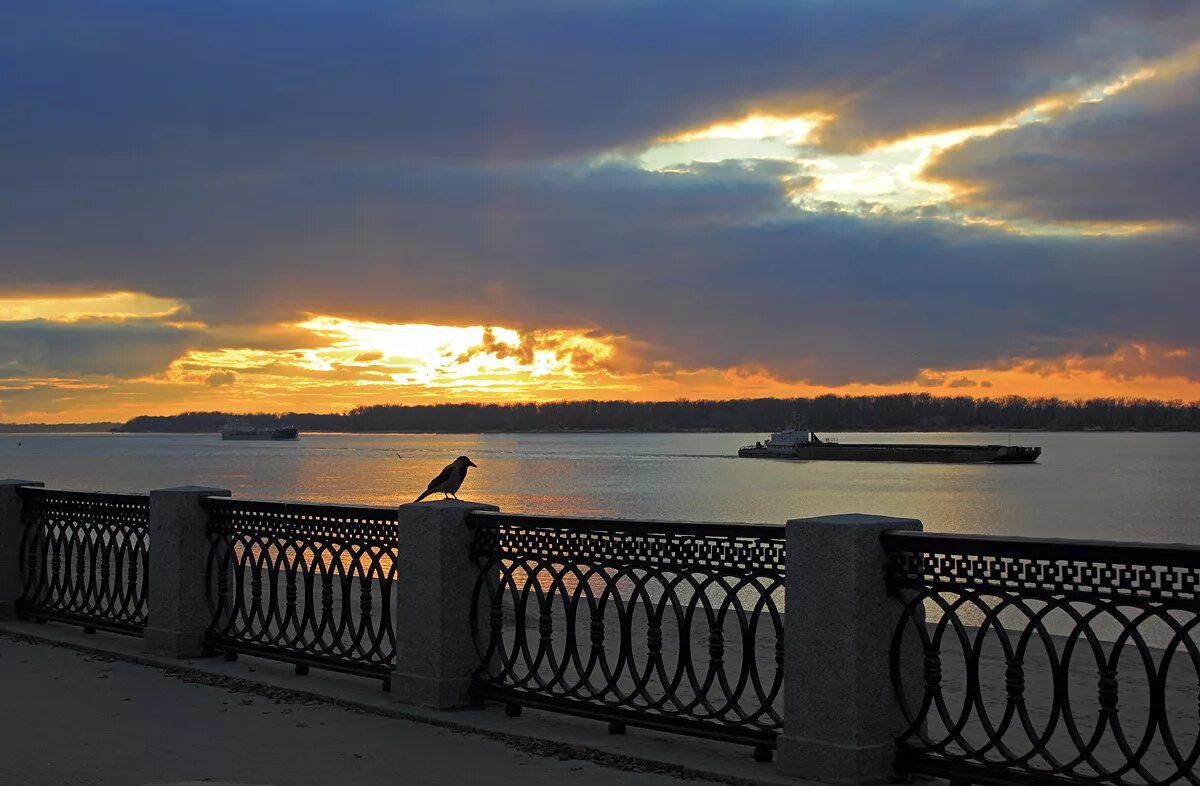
left=112, top=394, right=1200, bottom=433
left=0, top=422, right=118, bottom=433
left=114, top=412, right=346, bottom=433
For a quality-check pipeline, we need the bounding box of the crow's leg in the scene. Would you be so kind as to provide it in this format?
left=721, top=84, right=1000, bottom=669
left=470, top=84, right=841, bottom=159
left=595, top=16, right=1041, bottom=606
left=450, top=493, right=459, bottom=500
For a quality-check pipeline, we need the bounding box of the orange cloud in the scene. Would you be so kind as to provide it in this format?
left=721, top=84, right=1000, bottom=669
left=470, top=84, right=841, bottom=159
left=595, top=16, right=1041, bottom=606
left=3, top=310, right=1198, bottom=424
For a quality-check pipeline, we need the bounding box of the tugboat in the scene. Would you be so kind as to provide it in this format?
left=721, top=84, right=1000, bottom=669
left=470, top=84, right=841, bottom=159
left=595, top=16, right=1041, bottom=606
left=738, top=418, right=1040, bottom=463
left=220, top=421, right=299, bottom=441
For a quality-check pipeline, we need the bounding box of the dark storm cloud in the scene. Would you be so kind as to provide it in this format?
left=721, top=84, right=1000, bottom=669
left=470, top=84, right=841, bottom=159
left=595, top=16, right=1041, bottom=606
left=2, top=162, right=1197, bottom=384
left=3, top=0, right=1195, bottom=177
left=3, top=1, right=1199, bottom=388
left=929, top=67, right=1200, bottom=224
left=0, top=320, right=198, bottom=378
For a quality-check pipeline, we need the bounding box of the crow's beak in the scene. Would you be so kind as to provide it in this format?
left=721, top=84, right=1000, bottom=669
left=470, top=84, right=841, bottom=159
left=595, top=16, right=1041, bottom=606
left=467, top=459, right=478, bottom=468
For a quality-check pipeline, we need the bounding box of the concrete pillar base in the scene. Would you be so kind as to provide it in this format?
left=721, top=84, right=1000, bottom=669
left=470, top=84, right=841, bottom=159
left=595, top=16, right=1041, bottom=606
left=391, top=672, right=474, bottom=710
left=776, top=735, right=896, bottom=785
left=143, top=627, right=207, bottom=659
left=0, top=480, right=43, bottom=622
left=777, top=513, right=922, bottom=785
left=392, top=500, right=498, bottom=712
left=147, top=485, right=230, bottom=660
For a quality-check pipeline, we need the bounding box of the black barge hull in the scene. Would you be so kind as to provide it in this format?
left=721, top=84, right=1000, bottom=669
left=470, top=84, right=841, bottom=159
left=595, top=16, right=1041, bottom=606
left=737, top=443, right=1040, bottom=463
left=221, top=427, right=299, bottom=440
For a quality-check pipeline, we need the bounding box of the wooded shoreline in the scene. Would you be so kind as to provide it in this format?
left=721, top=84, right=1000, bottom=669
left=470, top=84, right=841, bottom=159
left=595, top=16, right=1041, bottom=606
left=51, top=393, right=1200, bottom=433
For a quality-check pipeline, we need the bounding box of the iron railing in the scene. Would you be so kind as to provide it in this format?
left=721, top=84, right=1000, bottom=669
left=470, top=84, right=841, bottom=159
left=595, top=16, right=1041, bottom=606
left=16, top=487, right=150, bottom=636
left=466, top=511, right=785, bottom=755
left=883, top=530, right=1200, bottom=786
left=203, top=497, right=397, bottom=686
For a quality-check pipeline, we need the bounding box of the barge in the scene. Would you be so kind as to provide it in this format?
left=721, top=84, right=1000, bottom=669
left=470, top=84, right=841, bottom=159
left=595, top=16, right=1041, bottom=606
left=738, top=420, right=1039, bottom=463
left=221, top=422, right=299, bottom=441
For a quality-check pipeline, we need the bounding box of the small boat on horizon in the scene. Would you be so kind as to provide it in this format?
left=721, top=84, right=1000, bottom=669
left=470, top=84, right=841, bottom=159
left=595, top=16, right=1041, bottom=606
left=220, top=421, right=299, bottom=441
left=738, top=418, right=1040, bottom=463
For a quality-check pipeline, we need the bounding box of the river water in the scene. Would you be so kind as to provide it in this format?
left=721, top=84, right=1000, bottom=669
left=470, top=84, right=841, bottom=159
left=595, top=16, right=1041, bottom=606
left=2, top=431, right=1197, bottom=543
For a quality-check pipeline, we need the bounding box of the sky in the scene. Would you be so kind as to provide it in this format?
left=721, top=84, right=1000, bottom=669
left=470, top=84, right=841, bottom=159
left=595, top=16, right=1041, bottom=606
left=2, top=1, right=1200, bottom=423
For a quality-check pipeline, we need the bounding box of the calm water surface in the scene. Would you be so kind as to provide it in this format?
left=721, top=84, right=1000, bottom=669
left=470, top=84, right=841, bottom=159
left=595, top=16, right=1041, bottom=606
left=1, top=431, right=1197, bottom=543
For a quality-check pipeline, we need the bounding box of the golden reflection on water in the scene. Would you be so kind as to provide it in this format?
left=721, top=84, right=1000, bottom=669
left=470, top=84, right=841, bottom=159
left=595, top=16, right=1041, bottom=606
left=504, top=560, right=603, bottom=595
left=495, top=558, right=785, bottom=615
left=228, top=542, right=394, bottom=578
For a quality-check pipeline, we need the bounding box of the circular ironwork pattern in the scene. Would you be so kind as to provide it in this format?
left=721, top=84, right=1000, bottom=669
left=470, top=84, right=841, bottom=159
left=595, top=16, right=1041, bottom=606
left=468, top=513, right=785, bottom=748
left=17, top=488, right=149, bottom=635
left=203, top=498, right=397, bottom=682
left=885, top=531, right=1200, bottom=786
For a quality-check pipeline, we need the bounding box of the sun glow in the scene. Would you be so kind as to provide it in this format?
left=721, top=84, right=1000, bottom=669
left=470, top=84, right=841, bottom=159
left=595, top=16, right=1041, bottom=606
left=162, top=316, right=620, bottom=397
left=662, top=113, right=827, bottom=145
left=297, top=318, right=517, bottom=377
left=640, top=113, right=829, bottom=172
left=7, top=310, right=1200, bottom=423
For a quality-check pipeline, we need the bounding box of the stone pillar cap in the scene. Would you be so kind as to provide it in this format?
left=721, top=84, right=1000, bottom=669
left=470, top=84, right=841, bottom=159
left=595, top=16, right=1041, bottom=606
left=150, top=485, right=231, bottom=495
left=788, top=512, right=920, bottom=527
left=399, top=499, right=495, bottom=509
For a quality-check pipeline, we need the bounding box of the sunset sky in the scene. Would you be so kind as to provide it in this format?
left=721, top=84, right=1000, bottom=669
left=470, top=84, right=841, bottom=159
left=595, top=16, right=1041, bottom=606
left=3, top=2, right=1200, bottom=423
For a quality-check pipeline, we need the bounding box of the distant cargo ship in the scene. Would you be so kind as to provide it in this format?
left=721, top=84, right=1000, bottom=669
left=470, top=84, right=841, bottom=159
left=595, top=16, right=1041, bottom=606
left=738, top=420, right=1040, bottom=463
left=220, top=422, right=299, bottom=441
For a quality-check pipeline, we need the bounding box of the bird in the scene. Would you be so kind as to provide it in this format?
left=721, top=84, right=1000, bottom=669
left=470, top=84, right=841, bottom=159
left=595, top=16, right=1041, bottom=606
left=413, top=455, right=477, bottom=503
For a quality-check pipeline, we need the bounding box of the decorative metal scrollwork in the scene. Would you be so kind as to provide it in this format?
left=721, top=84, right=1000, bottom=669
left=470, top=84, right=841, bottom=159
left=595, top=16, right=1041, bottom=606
left=885, top=530, right=1200, bottom=786
left=467, top=512, right=785, bottom=748
left=203, top=497, right=397, bottom=683
left=17, top=487, right=150, bottom=635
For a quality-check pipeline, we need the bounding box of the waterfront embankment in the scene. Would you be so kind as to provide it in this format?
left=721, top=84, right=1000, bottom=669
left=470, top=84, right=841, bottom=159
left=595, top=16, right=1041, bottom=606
left=0, top=629, right=769, bottom=786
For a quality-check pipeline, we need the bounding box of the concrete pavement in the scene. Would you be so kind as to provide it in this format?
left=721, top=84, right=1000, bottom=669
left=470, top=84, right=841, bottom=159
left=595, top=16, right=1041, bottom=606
left=0, top=634, right=728, bottom=786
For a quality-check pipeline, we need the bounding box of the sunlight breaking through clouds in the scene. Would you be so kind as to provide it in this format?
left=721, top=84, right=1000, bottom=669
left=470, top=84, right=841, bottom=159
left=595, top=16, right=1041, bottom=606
left=638, top=110, right=1015, bottom=214
left=163, top=317, right=620, bottom=397
left=0, top=292, right=184, bottom=323
left=3, top=2, right=1200, bottom=424
left=661, top=114, right=827, bottom=145
left=639, top=113, right=828, bottom=173
left=635, top=62, right=1185, bottom=234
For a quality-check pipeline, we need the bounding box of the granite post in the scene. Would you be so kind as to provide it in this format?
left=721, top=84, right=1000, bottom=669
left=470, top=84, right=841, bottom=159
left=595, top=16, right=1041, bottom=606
left=392, top=500, right=498, bottom=709
left=0, top=480, right=43, bottom=620
left=776, top=513, right=923, bottom=784
left=143, top=485, right=231, bottom=657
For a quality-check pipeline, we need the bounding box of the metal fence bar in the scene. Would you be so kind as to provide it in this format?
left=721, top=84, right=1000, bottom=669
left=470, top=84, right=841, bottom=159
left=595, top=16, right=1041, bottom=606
left=15, top=487, right=150, bottom=636
left=883, top=529, right=1200, bottom=786
left=202, top=497, right=398, bottom=685
left=466, top=510, right=785, bottom=752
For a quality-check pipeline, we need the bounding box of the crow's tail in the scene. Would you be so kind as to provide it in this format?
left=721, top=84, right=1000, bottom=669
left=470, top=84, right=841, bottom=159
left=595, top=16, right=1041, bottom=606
left=413, top=488, right=434, bottom=503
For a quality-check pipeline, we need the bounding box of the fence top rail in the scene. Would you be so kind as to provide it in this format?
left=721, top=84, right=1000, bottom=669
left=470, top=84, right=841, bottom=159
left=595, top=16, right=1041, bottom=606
left=17, top=486, right=150, bottom=508
left=466, top=509, right=784, bottom=539
left=201, top=495, right=396, bottom=521
left=882, top=529, right=1200, bottom=568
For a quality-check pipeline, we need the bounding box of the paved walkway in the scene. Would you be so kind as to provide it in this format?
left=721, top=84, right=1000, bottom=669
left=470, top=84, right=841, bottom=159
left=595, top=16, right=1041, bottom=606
left=0, top=635, right=725, bottom=786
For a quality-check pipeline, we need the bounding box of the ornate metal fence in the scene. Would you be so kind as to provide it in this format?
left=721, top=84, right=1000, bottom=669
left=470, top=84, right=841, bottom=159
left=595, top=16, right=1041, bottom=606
left=16, top=487, right=150, bottom=636
left=466, top=511, right=785, bottom=755
left=883, top=530, right=1200, bottom=786
left=203, top=497, right=397, bottom=686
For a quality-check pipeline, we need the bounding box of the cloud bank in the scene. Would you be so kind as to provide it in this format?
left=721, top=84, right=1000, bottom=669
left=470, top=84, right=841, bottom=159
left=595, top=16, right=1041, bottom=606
left=1, top=1, right=1199, bottom=418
